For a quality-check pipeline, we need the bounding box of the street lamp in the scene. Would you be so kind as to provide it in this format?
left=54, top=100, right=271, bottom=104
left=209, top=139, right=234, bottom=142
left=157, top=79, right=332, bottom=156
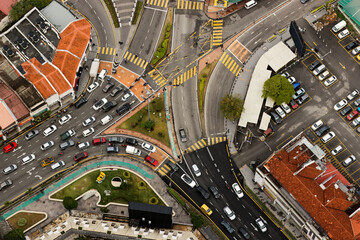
left=141, top=85, right=151, bottom=121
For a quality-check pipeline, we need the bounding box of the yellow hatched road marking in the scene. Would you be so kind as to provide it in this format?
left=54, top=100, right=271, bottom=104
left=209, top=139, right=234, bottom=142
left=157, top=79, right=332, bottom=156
left=222, top=54, right=229, bottom=63
left=180, top=73, right=183, bottom=84
left=164, top=164, right=171, bottom=170
left=215, top=137, right=218, bottom=143
left=127, top=52, right=133, bottom=60
left=161, top=0, right=165, bottom=7
left=236, top=67, right=241, bottom=76
left=185, top=1, right=188, bottom=9
left=130, top=54, right=136, bottom=62
left=198, top=141, right=204, bottom=148
left=230, top=62, right=237, bottom=72
left=200, top=2, right=203, bottom=10
left=194, top=142, right=200, bottom=149
left=133, top=57, right=138, bottom=65
left=232, top=65, right=239, bottom=74
left=228, top=59, right=234, bottom=69
left=158, top=79, right=166, bottom=86
left=165, top=0, right=169, bottom=7
left=211, top=138, right=215, bottom=145
left=225, top=57, right=231, bottom=67
left=188, top=1, right=191, bottom=9
left=181, top=0, right=184, bottom=8
left=124, top=51, right=129, bottom=59
left=201, top=139, right=206, bottom=146
left=219, top=52, right=226, bottom=61
left=109, top=48, right=113, bottom=55
left=105, top=47, right=108, bottom=54
left=139, top=60, right=144, bottom=68
left=191, top=145, right=196, bottom=151
left=136, top=58, right=142, bottom=66
left=177, top=0, right=180, bottom=8
left=169, top=158, right=176, bottom=164
left=214, top=0, right=218, bottom=6
left=143, top=62, right=148, bottom=69
left=149, top=0, right=153, bottom=4
left=101, top=48, right=105, bottom=54
left=158, top=169, right=165, bottom=175
left=153, top=0, right=157, bottom=5
left=153, top=75, right=161, bottom=80
left=97, top=47, right=100, bottom=53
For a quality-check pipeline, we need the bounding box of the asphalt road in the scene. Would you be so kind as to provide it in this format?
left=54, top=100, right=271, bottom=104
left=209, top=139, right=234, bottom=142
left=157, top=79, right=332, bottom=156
left=169, top=142, right=287, bottom=240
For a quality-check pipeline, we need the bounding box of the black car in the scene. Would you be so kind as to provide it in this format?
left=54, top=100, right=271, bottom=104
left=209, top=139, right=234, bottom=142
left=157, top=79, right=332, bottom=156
left=316, top=125, right=330, bottom=137
left=270, top=111, right=281, bottom=124
left=59, top=140, right=75, bottom=150
left=25, top=129, right=39, bottom=140
left=110, top=87, right=122, bottom=97
left=197, top=186, right=210, bottom=199
left=103, top=82, right=115, bottom=93
left=221, top=220, right=234, bottom=234
left=74, top=97, right=87, bottom=108
left=107, top=146, right=119, bottom=153
left=167, top=160, right=179, bottom=172
left=108, top=136, right=124, bottom=143
left=116, top=103, right=131, bottom=115
left=345, top=41, right=359, bottom=51
left=238, top=227, right=250, bottom=239
left=103, top=101, right=117, bottom=112
left=126, top=138, right=138, bottom=145
left=209, top=186, right=220, bottom=198
left=340, top=106, right=352, bottom=116
left=308, top=60, right=321, bottom=71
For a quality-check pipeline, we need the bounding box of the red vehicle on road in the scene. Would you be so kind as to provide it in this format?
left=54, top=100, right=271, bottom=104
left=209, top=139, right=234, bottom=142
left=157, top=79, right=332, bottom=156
left=74, top=152, right=88, bottom=162
left=144, top=155, right=158, bottom=166
left=3, top=142, right=17, bottom=153
left=92, top=137, right=106, bottom=145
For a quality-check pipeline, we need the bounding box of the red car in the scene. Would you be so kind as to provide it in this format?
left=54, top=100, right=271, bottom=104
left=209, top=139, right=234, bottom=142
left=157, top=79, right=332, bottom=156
left=3, top=142, right=17, bottom=153
left=347, top=110, right=359, bottom=121
left=92, top=137, right=106, bottom=145
left=74, top=152, right=88, bottom=162
left=289, top=100, right=298, bottom=110
left=144, top=155, right=158, bottom=166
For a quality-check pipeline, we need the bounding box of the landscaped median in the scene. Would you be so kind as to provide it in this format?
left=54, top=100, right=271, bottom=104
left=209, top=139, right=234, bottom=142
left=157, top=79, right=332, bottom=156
left=7, top=210, right=47, bottom=232
left=50, top=168, right=165, bottom=207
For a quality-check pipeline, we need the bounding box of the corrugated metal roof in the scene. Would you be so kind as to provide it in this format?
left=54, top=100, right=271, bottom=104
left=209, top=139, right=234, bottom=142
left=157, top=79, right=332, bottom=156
left=340, top=0, right=360, bottom=27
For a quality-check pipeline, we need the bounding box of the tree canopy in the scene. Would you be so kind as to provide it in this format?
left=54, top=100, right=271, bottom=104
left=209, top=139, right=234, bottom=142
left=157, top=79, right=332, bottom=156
left=262, top=75, right=295, bottom=105
left=63, top=196, right=78, bottom=211
left=219, top=94, right=244, bottom=121
left=4, top=229, right=25, bottom=240
left=9, top=0, right=52, bottom=22
left=190, top=213, right=204, bottom=229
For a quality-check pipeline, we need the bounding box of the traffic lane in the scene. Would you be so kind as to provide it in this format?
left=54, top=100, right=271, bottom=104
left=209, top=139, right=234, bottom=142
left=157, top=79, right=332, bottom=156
left=204, top=62, right=234, bottom=137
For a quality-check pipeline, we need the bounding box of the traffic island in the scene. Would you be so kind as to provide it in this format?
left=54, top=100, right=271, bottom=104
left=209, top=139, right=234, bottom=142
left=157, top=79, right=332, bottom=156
left=6, top=210, right=47, bottom=232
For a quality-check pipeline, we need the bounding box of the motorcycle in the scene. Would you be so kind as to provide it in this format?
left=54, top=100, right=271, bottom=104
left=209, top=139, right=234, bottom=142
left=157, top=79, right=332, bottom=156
left=225, top=183, right=230, bottom=190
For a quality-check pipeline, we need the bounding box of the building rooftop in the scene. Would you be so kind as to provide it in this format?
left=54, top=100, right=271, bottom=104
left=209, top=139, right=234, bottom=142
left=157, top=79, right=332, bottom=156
left=0, top=0, right=17, bottom=15
left=40, top=1, right=76, bottom=32
left=0, top=81, right=29, bottom=120
left=0, top=100, right=16, bottom=129
left=264, top=146, right=356, bottom=240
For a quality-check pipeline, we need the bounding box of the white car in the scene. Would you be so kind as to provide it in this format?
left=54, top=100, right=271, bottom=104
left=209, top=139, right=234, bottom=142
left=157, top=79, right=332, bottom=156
left=311, top=120, right=323, bottom=131
left=347, top=89, right=359, bottom=101
left=287, top=76, right=296, bottom=84
left=82, top=128, right=95, bottom=137
left=223, top=206, right=236, bottom=221
left=58, top=114, right=72, bottom=125
left=40, top=141, right=54, bottom=151
left=43, top=125, right=57, bottom=136
left=92, top=98, right=108, bottom=111
left=191, top=164, right=201, bottom=177
left=324, top=76, right=337, bottom=87
left=338, top=29, right=350, bottom=39
left=232, top=183, right=244, bottom=198
left=82, top=116, right=96, bottom=127
left=78, top=141, right=90, bottom=149
left=121, top=92, right=134, bottom=101
left=280, top=103, right=291, bottom=114
left=331, top=145, right=343, bottom=156
left=141, top=142, right=156, bottom=152
left=334, top=99, right=348, bottom=111
left=352, top=46, right=360, bottom=55
left=275, top=107, right=286, bottom=119
left=87, top=82, right=99, bottom=92
left=318, top=71, right=330, bottom=81
left=21, top=154, right=35, bottom=164
left=181, top=174, right=196, bottom=188
left=255, top=218, right=267, bottom=232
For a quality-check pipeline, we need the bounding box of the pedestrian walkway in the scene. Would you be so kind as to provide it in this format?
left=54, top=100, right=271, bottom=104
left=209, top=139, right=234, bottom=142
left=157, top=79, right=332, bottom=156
left=212, top=20, right=223, bottom=47
left=184, top=136, right=227, bottom=153
left=146, top=0, right=169, bottom=8
left=219, top=51, right=242, bottom=76
left=172, top=66, right=197, bottom=87
left=148, top=69, right=168, bottom=88
left=98, top=46, right=118, bottom=56
left=123, top=51, right=149, bottom=69
left=157, top=158, right=177, bottom=176
left=177, top=0, right=204, bottom=10
left=164, top=89, right=178, bottom=158
left=228, top=40, right=252, bottom=63
left=113, top=0, right=136, bottom=27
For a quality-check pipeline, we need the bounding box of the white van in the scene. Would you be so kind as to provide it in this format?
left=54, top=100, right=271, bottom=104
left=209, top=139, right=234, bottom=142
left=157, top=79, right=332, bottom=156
left=100, top=115, right=113, bottom=125
left=332, top=20, right=346, bottom=33
left=125, top=146, right=141, bottom=156
left=98, top=69, right=108, bottom=80
left=245, top=0, right=257, bottom=9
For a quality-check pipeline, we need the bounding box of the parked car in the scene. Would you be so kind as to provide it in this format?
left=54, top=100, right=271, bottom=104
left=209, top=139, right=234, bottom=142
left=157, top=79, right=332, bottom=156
left=357, top=126, right=360, bottom=133
left=281, top=72, right=290, bottom=78
left=311, top=120, right=323, bottom=131
left=340, top=106, right=352, bottom=116
left=116, top=103, right=131, bottom=115
left=312, top=64, right=326, bottom=76
left=51, top=161, right=65, bottom=171
left=58, top=114, right=72, bottom=125
left=334, top=99, right=348, bottom=111
left=287, top=76, right=296, bottom=84
left=315, top=125, right=330, bottom=137
left=181, top=174, right=196, bottom=188
left=92, top=98, right=108, bottom=110
left=255, top=218, right=267, bottom=232
left=346, top=41, right=359, bottom=50
left=197, top=186, right=210, bottom=199
left=126, top=138, right=138, bottom=145
left=209, top=186, right=220, bottom=198
left=270, top=111, right=281, bottom=124
left=232, top=183, right=244, bottom=198
left=43, top=125, right=57, bottom=136
left=0, top=180, right=13, bottom=190
left=78, top=141, right=90, bottom=150
left=82, top=128, right=95, bottom=137
left=347, top=89, right=359, bottom=101
left=144, top=155, right=158, bottom=166
left=352, top=46, right=360, bottom=55
left=343, top=155, right=356, bottom=167
left=82, top=116, right=96, bottom=127
left=108, top=136, right=124, bottom=144
left=74, top=97, right=87, bottom=108
left=347, top=110, right=359, bottom=121
left=24, top=130, right=39, bottom=140
left=141, top=142, right=156, bottom=152
left=318, top=71, right=330, bottom=81
left=355, top=99, right=360, bottom=107
left=107, top=146, right=119, bottom=153
left=93, top=137, right=106, bottom=145
left=338, top=29, right=350, bottom=39
left=289, top=99, right=298, bottom=109
left=87, top=82, right=99, bottom=92
left=3, top=142, right=17, bottom=153
left=321, top=131, right=335, bottom=143
left=74, top=152, right=88, bottom=162
left=297, top=94, right=309, bottom=105
left=281, top=102, right=291, bottom=114
left=293, top=88, right=305, bottom=100
left=110, top=87, right=122, bottom=97
left=331, top=145, right=343, bottom=156
left=121, top=92, right=134, bottom=101
left=324, top=76, right=337, bottom=87
left=179, top=128, right=187, bottom=142
left=275, top=107, right=286, bottom=118
left=103, top=101, right=118, bottom=112
left=351, top=116, right=360, bottom=127
left=308, top=60, right=321, bottom=71
left=102, top=82, right=114, bottom=93
left=221, top=220, right=235, bottom=234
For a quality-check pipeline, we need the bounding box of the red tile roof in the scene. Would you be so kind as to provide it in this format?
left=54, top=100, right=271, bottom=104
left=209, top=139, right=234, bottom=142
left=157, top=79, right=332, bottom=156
left=265, top=147, right=355, bottom=240
left=0, top=82, right=28, bottom=120
left=0, top=101, right=15, bottom=129
left=315, top=161, right=351, bottom=188
left=52, top=51, right=79, bottom=87
left=42, top=62, right=71, bottom=94
left=0, top=0, right=17, bottom=15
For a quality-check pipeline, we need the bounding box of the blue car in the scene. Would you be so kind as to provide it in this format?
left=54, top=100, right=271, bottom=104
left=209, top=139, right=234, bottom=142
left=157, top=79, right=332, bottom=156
left=292, top=82, right=300, bottom=90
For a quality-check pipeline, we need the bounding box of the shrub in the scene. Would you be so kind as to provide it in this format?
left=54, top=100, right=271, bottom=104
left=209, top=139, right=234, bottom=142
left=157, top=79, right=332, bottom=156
left=190, top=212, right=204, bottom=229
left=63, top=196, right=78, bottom=211
left=158, top=132, right=164, bottom=138
left=4, top=229, right=25, bottom=240
left=154, top=99, right=164, bottom=112
left=149, top=197, right=159, bottom=205
left=123, top=171, right=131, bottom=178
left=17, top=218, right=27, bottom=227
left=162, top=39, right=169, bottom=48
left=104, top=0, right=120, bottom=28
left=138, top=181, right=146, bottom=190
left=165, top=32, right=170, bottom=39
left=166, top=24, right=172, bottom=32
left=131, top=122, right=137, bottom=128
left=137, top=115, right=143, bottom=122
left=100, top=207, right=109, bottom=213
left=142, top=120, right=155, bottom=131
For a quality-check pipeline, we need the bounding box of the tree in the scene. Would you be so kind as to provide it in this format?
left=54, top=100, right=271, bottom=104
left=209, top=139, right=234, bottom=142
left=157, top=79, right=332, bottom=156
left=262, top=75, right=295, bottom=105
left=219, top=94, right=244, bottom=121
left=9, top=0, right=52, bottom=22
left=4, top=229, right=25, bottom=240
left=190, top=213, right=204, bottom=229
left=142, top=120, right=155, bottom=131
left=63, top=196, right=78, bottom=211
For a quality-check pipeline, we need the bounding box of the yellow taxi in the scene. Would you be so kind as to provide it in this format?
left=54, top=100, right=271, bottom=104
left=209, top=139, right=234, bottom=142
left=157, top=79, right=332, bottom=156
left=96, top=172, right=106, bottom=183
left=41, top=157, right=54, bottom=167
left=201, top=204, right=213, bottom=216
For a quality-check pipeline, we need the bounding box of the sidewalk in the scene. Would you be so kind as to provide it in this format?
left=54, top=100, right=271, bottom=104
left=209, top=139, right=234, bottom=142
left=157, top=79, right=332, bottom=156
left=204, top=0, right=247, bottom=19
left=240, top=165, right=306, bottom=239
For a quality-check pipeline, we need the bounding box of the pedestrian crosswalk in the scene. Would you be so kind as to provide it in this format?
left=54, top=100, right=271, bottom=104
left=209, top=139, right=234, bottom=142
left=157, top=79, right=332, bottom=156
left=213, top=0, right=228, bottom=7
left=219, top=52, right=242, bottom=76
left=123, top=51, right=149, bottom=69
left=173, top=66, right=197, bottom=87
left=212, top=20, right=223, bottom=47
left=158, top=158, right=177, bottom=176
left=146, top=0, right=169, bottom=8
left=98, top=47, right=117, bottom=55
left=177, top=0, right=203, bottom=10
left=148, top=69, right=168, bottom=87
left=184, top=136, right=227, bottom=153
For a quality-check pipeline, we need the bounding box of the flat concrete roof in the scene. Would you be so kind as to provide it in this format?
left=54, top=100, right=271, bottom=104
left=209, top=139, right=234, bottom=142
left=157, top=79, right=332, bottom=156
left=41, top=1, right=76, bottom=32
left=238, top=42, right=296, bottom=127
left=259, top=112, right=271, bottom=131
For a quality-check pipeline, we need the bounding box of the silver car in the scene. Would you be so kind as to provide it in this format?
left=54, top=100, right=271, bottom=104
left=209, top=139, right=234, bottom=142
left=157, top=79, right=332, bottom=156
left=41, top=141, right=54, bottom=151
left=3, top=164, right=17, bottom=175
left=78, top=141, right=90, bottom=150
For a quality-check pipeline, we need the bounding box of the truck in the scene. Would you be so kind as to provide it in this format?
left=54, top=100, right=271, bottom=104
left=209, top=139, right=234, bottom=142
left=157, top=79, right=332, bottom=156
left=60, top=129, right=76, bottom=141
left=125, top=146, right=141, bottom=156
left=89, top=58, right=100, bottom=78
left=332, top=20, right=346, bottom=33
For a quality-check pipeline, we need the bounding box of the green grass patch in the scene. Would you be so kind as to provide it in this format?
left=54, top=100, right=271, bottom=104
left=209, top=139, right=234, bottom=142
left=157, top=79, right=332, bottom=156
left=311, top=5, right=324, bottom=14
left=51, top=169, right=164, bottom=206
left=7, top=212, right=46, bottom=231
left=168, top=187, right=185, bottom=206
left=132, top=1, right=144, bottom=25
left=118, top=95, right=170, bottom=147
left=198, top=61, right=217, bottom=113
left=104, top=0, right=120, bottom=28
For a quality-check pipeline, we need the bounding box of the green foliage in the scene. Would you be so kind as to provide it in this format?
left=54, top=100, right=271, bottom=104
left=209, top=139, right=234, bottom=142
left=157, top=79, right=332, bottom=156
left=100, top=207, right=109, bottom=213
left=131, top=122, right=138, bottom=128
left=149, top=196, right=159, bottom=205
left=311, top=5, right=324, bottom=14
left=63, top=196, right=78, bottom=211
left=219, top=94, right=244, bottom=121
left=104, top=0, right=120, bottom=28
left=4, top=229, right=25, bottom=240
left=165, top=32, right=170, bottom=39
left=168, top=188, right=185, bottom=206
left=166, top=24, right=172, bottom=32
left=132, top=1, right=143, bottom=25
left=152, top=98, right=164, bottom=112
left=138, top=181, right=146, bottom=189
left=262, top=75, right=295, bottom=105
left=151, top=22, right=172, bottom=65
left=17, top=218, right=27, bottom=227
left=123, top=171, right=131, bottom=178
left=142, top=120, right=155, bottom=131
left=9, top=0, right=52, bottom=22
left=162, top=39, right=169, bottom=48
left=190, top=212, right=204, bottom=229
